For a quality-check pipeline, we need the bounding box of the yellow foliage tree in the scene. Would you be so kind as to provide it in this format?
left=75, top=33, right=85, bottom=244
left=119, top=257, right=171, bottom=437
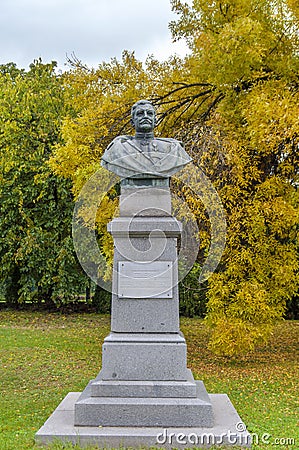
left=168, top=0, right=299, bottom=355
left=50, top=1, right=299, bottom=355
left=49, top=52, right=156, bottom=275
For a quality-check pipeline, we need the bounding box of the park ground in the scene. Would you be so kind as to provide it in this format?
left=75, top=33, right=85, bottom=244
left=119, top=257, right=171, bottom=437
left=0, top=310, right=298, bottom=450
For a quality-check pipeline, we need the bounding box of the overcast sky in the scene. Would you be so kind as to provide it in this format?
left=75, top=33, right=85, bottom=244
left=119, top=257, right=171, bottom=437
left=0, top=0, right=192, bottom=71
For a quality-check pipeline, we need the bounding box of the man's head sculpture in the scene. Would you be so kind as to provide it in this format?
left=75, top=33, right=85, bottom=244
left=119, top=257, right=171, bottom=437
left=130, top=100, right=157, bottom=133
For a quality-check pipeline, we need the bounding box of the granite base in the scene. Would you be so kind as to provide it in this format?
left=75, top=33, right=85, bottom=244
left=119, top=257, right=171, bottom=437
left=35, top=392, right=251, bottom=448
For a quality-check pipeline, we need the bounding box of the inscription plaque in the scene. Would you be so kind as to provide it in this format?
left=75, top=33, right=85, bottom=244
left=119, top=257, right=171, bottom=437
left=118, top=261, right=173, bottom=298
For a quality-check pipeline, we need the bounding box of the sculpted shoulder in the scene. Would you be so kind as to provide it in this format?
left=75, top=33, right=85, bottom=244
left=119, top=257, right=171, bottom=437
left=155, top=137, right=184, bottom=147
left=109, top=135, right=133, bottom=145
left=104, top=135, right=132, bottom=153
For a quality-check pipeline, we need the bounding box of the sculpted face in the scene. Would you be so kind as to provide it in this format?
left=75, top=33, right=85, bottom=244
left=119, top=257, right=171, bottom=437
left=132, top=102, right=156, bottom=133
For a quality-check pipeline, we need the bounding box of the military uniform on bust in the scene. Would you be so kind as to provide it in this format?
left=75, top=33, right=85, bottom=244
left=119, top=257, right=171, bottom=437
left=101, top=99, right=192, bottom=182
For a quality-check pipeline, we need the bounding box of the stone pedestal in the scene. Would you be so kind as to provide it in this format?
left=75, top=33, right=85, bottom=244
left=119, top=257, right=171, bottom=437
left=74, top=208, right=214, bottom=429
left=36, top=185, right=251, bottom=448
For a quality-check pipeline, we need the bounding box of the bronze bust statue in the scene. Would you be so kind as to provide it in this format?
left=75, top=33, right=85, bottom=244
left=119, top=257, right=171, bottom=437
left=101, top=100, right=192, bottom=184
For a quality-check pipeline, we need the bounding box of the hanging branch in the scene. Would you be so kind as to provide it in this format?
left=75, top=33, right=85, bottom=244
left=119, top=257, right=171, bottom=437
left=151, top=80, right=223, bottom=128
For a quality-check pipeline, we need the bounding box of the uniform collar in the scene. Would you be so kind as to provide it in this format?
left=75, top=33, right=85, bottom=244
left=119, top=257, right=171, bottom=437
left=135, top=132, right=154, bottom=140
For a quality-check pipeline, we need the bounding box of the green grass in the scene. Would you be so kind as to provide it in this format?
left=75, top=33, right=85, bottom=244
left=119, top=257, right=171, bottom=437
left=0, top=310, right=298, bottom=449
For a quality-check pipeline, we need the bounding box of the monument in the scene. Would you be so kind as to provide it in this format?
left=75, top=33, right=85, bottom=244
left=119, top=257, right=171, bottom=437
left=36, top=100, right=251, bottom=448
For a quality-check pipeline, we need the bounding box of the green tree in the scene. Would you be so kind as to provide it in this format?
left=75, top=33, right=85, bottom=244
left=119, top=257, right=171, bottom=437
left=0, top=60, right=88, bottom=307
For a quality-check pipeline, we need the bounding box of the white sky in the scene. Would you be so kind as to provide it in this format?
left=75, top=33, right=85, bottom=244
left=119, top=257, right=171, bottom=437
left=0, top=0, right=192, bottom=70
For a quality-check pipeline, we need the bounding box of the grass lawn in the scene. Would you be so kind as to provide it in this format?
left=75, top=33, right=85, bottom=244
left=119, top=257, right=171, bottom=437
left=0, top=310, right=298, bottom=450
